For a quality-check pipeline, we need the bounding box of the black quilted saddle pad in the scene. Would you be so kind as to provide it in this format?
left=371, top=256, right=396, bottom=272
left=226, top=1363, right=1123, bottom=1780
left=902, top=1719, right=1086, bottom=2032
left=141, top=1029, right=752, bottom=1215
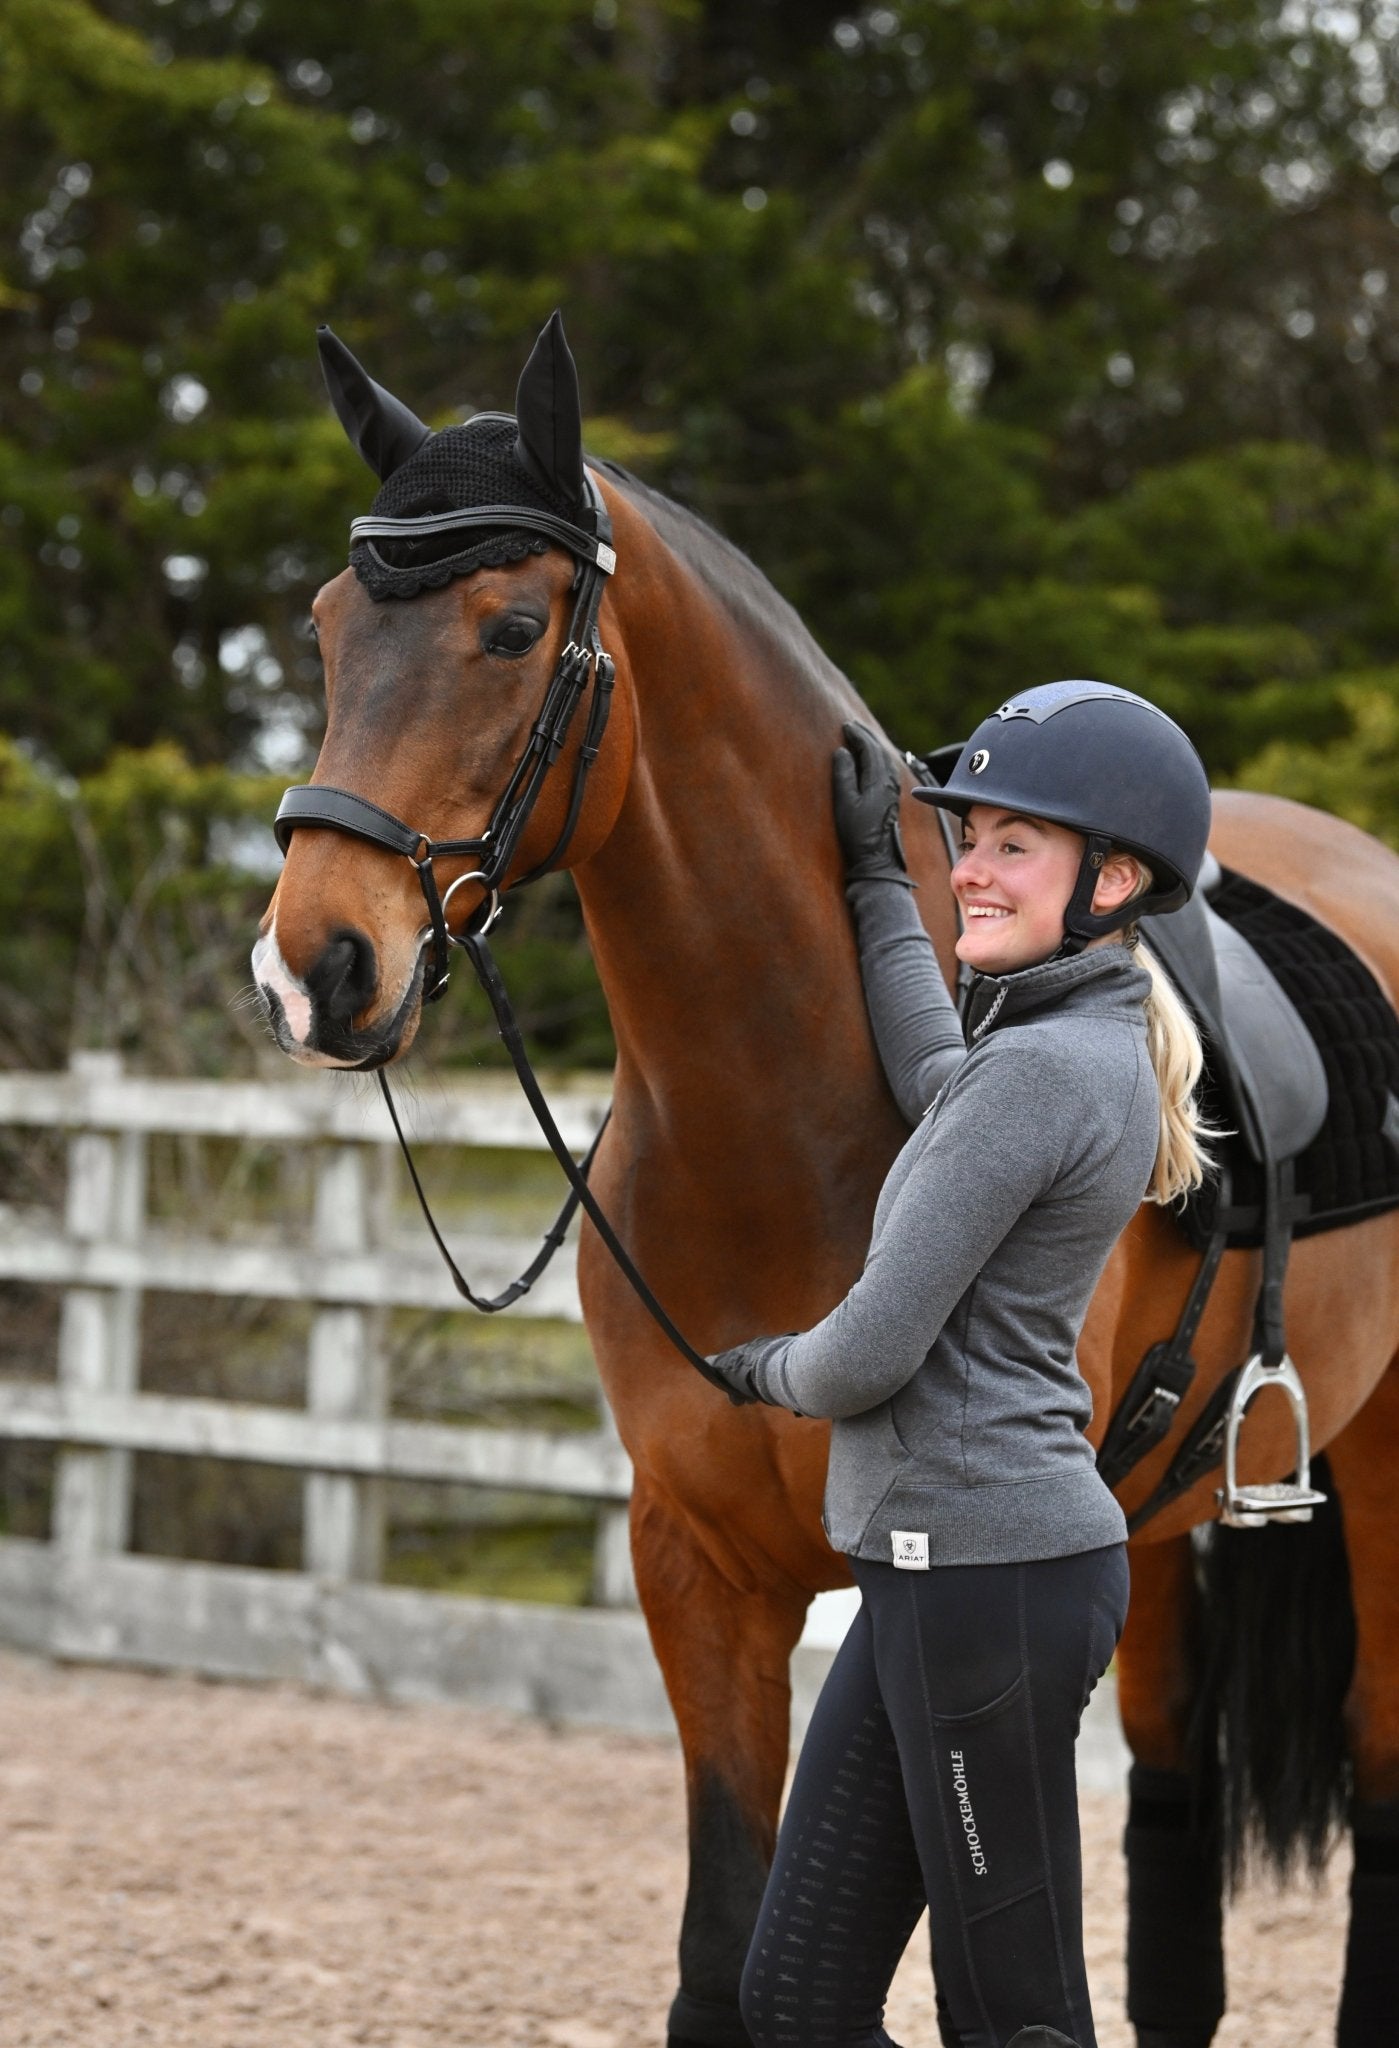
left=1180, top=868, right=1399, bottom=1248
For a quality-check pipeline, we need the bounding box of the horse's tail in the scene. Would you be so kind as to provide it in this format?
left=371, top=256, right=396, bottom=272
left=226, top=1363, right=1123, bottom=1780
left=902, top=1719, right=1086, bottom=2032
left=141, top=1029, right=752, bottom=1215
left=1190, top=1453, right=1356, bottom=1889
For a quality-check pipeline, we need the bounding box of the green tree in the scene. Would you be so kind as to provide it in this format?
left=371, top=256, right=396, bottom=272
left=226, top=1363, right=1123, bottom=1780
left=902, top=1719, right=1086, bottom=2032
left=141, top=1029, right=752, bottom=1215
left=1238, top=672, right=1399, bottom=847
left=0, top=734, right=283, bottom=1068
left=5, top=0, right=1399, bottom=1070
left=705, top=0, right=1399, bottom=476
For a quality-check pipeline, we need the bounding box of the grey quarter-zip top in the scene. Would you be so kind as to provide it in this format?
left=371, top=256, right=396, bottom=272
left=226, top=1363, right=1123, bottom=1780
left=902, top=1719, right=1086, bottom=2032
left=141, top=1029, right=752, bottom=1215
left=741, top=878, right=1156, bottom=1567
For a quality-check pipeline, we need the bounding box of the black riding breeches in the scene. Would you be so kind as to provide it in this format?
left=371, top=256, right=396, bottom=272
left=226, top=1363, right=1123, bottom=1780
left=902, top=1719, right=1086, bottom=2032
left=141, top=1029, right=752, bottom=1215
left=739, top=1544, right=1130, bottom=2048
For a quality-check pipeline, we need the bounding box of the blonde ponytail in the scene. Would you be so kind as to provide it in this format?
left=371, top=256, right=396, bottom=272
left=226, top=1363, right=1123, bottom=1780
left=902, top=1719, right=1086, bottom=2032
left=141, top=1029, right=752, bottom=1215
left=1134, top=940, right=1216, bottom=1203
left=1108, top=850, right=1217, bottom=1204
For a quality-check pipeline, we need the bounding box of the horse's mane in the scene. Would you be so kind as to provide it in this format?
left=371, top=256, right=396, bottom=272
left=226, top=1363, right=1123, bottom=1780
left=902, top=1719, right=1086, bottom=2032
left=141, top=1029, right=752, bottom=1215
left=590, top=457, right=853, bottom=711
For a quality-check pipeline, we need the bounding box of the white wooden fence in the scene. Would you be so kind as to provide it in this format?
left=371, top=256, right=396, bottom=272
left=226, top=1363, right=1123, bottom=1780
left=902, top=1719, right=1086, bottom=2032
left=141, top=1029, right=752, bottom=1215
left=0, top=1052, right=700, bottom=1730
left=0, top=1057, right=1132, bottom=1774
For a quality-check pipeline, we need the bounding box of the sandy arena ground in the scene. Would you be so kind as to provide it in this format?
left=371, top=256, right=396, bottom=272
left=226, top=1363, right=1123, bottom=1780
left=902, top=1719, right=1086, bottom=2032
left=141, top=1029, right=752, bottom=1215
left=0, top=1648, right=1346, bottom=2047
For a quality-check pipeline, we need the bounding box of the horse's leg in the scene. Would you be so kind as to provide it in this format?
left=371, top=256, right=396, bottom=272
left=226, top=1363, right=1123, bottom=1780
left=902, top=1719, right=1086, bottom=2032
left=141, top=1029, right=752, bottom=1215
left=629, top=1475, right=809, bottom=2048
left=1321, top=1364, right=1399, bottom=2046
left=1116, top=1533, right=1225, bottom=2048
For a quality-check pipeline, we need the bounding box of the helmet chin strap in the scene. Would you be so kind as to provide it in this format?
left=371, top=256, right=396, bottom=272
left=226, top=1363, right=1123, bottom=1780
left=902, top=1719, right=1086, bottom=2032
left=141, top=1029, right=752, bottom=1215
left=1053, top=833, right=1134, bottom=959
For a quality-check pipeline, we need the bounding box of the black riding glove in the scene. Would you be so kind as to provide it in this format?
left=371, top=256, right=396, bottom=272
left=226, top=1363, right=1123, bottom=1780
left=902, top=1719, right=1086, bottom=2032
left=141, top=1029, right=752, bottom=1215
left=705, top=1337, right=797, bottom=1410
left=832, top=721, right=913, bottom=888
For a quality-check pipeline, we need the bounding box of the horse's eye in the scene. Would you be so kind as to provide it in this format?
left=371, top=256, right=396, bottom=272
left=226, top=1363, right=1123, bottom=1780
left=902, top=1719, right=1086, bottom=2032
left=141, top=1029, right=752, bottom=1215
left=483, top=614, right=545, bottom=658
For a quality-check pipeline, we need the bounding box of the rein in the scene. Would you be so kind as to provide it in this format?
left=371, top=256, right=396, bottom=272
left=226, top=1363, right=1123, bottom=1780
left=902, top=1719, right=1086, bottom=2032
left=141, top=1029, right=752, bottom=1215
left=383, top=932, right=729, bottom=1387
left=275, top=478, right=731, bottom=1393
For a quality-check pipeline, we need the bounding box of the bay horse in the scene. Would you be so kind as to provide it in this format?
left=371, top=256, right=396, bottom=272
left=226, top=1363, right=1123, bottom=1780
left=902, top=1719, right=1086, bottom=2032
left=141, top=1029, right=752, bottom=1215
left=254, top=317, right=1399, bottom=2047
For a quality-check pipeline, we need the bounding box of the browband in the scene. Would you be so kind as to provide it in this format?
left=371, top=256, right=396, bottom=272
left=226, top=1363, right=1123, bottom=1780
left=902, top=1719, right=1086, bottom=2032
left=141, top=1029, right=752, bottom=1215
left=348, top=471, right=616, bottom=576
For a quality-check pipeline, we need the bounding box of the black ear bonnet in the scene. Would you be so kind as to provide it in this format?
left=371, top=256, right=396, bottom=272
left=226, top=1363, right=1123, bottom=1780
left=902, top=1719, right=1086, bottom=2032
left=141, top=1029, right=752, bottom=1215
left=318, top=310, right=613, bottom=602
left=350, top=415, right=583, bottom=600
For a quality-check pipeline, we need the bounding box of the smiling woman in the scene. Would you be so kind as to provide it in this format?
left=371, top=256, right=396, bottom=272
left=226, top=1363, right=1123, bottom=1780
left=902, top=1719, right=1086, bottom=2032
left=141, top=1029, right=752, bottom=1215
left=924, top=687, right=1217, bottom=1210
left=951, top=807, right=1140, bottom=978
left=947, top=805, right=1213, bottom=1207
left=705, top=686, right=1215, bottom=2048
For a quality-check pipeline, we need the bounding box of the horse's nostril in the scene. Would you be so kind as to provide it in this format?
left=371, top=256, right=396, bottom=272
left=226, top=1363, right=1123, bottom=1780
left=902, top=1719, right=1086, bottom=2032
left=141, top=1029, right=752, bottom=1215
left=306, top=927, right=379, bottom=1028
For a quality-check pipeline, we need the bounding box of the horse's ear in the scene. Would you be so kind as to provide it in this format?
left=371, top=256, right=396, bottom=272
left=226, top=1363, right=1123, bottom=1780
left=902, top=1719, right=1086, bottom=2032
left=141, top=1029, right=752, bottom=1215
left=317, top=325, right=432, bottom=481
left=513, top=309, right=584, bottom=508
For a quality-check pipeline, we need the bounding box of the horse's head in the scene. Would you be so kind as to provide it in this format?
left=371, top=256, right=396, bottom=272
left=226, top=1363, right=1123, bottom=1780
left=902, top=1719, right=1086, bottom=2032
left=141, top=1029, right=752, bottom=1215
left=253, top=314, right=633, bottom=1067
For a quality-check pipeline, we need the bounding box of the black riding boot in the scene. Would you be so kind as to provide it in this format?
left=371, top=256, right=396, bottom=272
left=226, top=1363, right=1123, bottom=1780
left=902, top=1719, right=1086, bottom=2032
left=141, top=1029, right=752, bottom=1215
left=1005, top=2029, right=1080, bottom=2046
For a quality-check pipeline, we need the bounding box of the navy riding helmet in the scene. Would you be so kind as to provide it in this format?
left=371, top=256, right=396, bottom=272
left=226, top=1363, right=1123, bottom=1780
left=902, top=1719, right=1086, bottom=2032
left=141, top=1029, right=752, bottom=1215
left=914, top=680, right=1212, bottom=949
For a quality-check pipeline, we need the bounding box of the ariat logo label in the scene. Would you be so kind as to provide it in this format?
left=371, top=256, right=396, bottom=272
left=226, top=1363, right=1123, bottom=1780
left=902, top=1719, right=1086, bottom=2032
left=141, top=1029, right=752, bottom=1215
left=891, top=1530, right=929, bottom=1570
left=949, top=1750, right=988, bottom=1876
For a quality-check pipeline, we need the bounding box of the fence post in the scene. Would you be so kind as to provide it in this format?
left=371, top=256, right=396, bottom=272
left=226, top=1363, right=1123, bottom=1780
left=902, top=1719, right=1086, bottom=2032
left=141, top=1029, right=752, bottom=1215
left=53, top=1050, right=146, bottom=1558
left=303, top=1141, right=386, bottom=1579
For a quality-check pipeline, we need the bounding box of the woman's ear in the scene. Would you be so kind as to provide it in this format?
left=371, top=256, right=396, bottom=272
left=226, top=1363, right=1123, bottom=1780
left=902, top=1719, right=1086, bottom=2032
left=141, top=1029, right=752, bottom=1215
left=1092, top=851, right=1145, bottom=917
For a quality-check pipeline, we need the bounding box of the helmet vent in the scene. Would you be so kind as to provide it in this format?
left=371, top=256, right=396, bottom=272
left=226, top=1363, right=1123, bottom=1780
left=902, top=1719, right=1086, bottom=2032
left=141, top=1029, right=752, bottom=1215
left=995, top=680, right=1134, bottom=724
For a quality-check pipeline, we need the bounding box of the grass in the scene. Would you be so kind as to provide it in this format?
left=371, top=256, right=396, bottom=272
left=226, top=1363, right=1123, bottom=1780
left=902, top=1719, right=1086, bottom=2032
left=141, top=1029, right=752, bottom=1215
left=384, top=1514, right=598, bottom=1605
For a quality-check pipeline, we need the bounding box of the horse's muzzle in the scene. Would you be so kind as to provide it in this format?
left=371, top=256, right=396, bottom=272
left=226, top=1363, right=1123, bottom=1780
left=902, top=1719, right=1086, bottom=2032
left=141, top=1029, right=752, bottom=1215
left=252, top=926, right=423, bottom=1069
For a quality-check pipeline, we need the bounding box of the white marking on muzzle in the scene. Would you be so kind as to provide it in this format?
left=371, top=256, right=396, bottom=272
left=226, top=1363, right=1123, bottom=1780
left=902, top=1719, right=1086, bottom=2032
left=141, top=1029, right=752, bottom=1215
left=251, top=925, right=342, bottom=1066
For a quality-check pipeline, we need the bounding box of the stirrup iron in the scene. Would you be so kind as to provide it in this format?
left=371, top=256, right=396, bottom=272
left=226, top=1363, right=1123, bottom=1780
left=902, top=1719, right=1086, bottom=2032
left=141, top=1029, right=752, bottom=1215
left=1216, top=1350, right=1328, bottom=1527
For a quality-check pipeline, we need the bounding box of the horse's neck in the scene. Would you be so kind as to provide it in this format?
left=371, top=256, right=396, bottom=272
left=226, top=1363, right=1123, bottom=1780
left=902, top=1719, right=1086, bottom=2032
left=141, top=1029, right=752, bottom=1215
left=574, top=496, right=900, bottom=1116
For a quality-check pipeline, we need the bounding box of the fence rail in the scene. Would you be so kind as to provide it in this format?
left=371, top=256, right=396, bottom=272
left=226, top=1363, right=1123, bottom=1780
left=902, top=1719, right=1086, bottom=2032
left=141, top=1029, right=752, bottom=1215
left=0, top=1058, right=1132, bottom=1772
left=0, top=1204, right=586, bottom=1318
left=0, top=1383, right=633, bottom=1495
left=0, top=1065, right=610, bottom=1148
left=0, top=1053, right=675, bottom=1723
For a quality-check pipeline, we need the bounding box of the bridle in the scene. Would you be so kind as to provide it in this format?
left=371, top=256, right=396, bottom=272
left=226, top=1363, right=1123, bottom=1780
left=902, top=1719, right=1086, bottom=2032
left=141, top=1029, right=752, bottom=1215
left=272, top=471, right=732, bottom=1392
left=274, top=471, right=618, bottom=1003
